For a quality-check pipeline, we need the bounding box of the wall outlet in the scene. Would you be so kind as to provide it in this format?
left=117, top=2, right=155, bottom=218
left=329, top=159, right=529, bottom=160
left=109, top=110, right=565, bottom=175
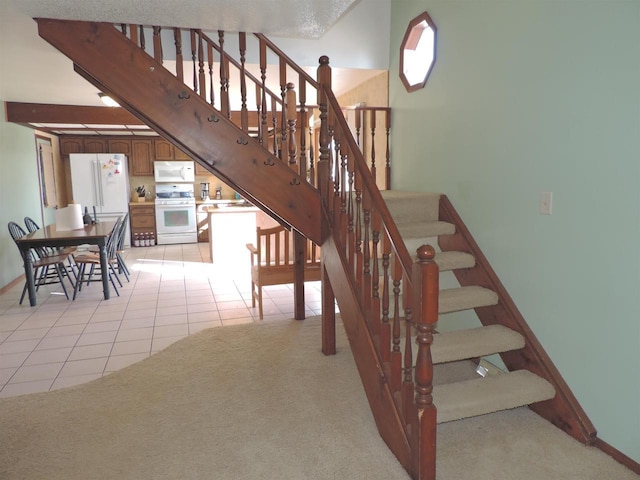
left=539, top=191, right=553, bottom=215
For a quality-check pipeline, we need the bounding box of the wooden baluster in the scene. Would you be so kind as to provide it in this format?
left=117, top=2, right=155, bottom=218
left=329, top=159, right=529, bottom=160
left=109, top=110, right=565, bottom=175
left=207, top=42, right=215, bottom=106
left=346, top=155, right=355, bottom=265
left=362, top=191, right=372, bottom=314
left=139, top=25, right=146, bottom=51
left=259, top=38, right=268, bottom=147
left=129, top=24, right=138, bottom=46
left=279, top=57, right=288, bottom=153
left=198, top=32, right=206, bottom=100
left=255, top=84, right=262, bottom=143
left=370, top=109, right=377, bottom=181
left=385, top=109, right=391, bottom=190
left=298, top=78, right=307, bottom=180
left=354, top=172, right=363, bottom=288
left=286, top=82, right=297, bottom=170
left=308, top=125, right=315, bottom=186
left=413, top=244, right=438, bottom=480
left=391, top=251, right=402, bottom=392
left=120, top=24, right=127, bottom=35
left=174, top=28, right=184, bottom=83
left=371, top=209, right=381, bottom=336
left=271, top=96, right=278, bottom=156
left=152, top=26, right=163, bottom=63
left=380, top=231, right=391, bottom=363
left=190, top=30, right=198, bottom=95
left=239, top=32, right=248, bottom=133
left=355, top=107, right=362, bottom=146
left=402, top=271, right=415, bottom=424
left=218, top=31, right=230, bottom=118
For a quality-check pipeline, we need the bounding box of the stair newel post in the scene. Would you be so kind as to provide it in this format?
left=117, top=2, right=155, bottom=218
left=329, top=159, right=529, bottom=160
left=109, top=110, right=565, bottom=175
left=218, top=31, right=230, bottom=118
left=259, top=38, right=268, bottom=147
left=316, top=56, right=332, bottom=216
left=197, top=32, right=206, bottom=100
left=391, top=249, right=402, bottom=392
left=152, top=26, right=163, bottom=63
left=173, top=28, right=184, bottom=83
left=413, top=244, right=438, bottom=480
left=380, top=231, right=392, bottom=363
left=385, top=109, right=391, bottom=190
left=238, top=32, right=248, bottom=133
left=190, top=30, right=198, bottom=96
left=285, top=82, right=298, bottom=170
left=369, top=109, right=377, bottom=180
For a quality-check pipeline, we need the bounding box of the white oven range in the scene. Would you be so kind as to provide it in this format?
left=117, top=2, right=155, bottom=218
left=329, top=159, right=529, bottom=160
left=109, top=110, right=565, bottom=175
left=155, top=184, right=197, bottom=245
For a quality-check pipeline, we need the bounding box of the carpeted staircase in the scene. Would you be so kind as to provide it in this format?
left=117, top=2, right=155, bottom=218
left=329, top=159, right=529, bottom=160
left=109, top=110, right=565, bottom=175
left=381, top=190, right=556, bottom=424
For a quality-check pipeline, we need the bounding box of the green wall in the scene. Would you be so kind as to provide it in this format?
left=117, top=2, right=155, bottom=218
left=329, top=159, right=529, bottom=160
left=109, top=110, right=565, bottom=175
left=390, top=0, right=639, bottom=463
left=0, top=105, right=43, bottom=289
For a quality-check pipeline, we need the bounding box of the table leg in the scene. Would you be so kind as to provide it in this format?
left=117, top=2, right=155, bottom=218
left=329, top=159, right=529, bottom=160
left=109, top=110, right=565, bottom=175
left=23, top=250, right=37, bottom=307
left=99, top=243, right=110, bottom=300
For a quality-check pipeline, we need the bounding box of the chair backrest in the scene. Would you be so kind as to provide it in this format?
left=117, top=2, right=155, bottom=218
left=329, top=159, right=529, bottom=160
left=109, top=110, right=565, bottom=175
left=255, top=225, right=320, bottom=267
left=8, top=221, right=35, bottom=262
left=116, top=213, right=129, bottom=251
left=106, top=217, right=122, bottom=260
left=24, top=216, right=40, bottom=233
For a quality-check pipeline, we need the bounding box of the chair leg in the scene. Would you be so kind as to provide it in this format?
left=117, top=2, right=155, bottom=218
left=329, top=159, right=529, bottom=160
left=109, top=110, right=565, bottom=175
left=73, top=263, right=86, bottom=300
left=109, top=263, right=123, bottom=288
left=257, top=285, right=264, bottom=320
left=54, top=263, right=70, bottom=300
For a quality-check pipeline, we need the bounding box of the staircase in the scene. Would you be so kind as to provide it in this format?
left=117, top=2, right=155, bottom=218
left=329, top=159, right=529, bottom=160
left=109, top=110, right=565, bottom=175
left=35, top=19, right=596, bottom=480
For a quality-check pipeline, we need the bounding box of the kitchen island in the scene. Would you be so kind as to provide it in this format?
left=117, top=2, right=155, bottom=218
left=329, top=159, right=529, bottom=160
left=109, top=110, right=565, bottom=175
left=207, top=201, right=278, bottom=265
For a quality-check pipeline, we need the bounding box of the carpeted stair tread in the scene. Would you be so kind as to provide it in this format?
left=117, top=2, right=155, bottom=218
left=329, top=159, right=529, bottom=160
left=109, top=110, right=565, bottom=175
left=381, top=190, right=441, bottom=224
left=434, top=370, right=556, bottom=423
left=433, top=251, right=475, bottom=271
left=439, top=286, right=499, bottom=314
left=431, top=325, right=525, bottom=364
left=397, top=220, right=455, bottom=239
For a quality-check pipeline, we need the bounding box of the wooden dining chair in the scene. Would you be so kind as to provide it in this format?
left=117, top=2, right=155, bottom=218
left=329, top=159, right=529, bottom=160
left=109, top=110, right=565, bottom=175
left=72, top=217, right=123, bottom=300
left=7, top=221, right=74, bottom=304
left=24, top=216, right=78, bottom=281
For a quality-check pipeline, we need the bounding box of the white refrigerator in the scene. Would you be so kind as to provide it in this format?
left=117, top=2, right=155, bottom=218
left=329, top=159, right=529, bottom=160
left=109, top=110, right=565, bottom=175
left=70, top=153, right=131, bottom=246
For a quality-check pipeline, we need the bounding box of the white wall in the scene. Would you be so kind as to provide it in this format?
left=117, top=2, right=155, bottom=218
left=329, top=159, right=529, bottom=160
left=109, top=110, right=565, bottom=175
left=0, top=106, right=43, bottom=289
left=389, top=0, right=640, bottom=463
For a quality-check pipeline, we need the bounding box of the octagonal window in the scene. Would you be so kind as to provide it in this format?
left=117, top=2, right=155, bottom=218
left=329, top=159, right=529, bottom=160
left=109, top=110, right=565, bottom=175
left=400, top=11, right=437, bottom=92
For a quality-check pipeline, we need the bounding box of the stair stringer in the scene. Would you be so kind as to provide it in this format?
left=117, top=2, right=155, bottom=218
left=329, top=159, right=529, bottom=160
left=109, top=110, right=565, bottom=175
left=437, top=194, right=597, bottom=444
left=321, top=233, right=413, bottom=474
left=36, top=18, right=322, bottom=244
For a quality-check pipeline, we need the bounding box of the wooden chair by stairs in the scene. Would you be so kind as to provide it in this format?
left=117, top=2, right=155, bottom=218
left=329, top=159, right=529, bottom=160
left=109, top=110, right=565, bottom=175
left=246, top=225, right=321, bottom=319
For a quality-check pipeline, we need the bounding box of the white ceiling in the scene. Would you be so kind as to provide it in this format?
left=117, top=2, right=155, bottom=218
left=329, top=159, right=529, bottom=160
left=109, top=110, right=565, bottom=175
left=0, top=0, right=389, bottom=110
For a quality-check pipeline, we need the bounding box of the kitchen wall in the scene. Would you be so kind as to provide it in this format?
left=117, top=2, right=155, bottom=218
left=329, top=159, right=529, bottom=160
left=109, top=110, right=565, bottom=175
left=389, top=0, right=640, bottom=463
left=0, top=106, right=44, bottom=290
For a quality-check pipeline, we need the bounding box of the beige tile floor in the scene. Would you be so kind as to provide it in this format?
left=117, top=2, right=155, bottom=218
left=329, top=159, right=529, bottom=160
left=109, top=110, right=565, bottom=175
left=0, top=242, right=323, bottom=398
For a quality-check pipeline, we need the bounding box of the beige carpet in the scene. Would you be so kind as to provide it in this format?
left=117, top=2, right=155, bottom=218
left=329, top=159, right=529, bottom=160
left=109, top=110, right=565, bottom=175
left=0, top=318, right=636, bottom=480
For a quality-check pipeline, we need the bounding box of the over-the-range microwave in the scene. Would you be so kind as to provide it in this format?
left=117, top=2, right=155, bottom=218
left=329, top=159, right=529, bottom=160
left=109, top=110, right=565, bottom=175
left=154, top=161, right=195, bottom=183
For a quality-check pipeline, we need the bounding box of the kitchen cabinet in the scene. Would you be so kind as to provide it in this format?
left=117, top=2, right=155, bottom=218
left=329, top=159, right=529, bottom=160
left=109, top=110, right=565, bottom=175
left=131, top=140, right=154, bottom=176
left=107, top=139, right=132, bottom=156
left=129, top=204, right=156, bottom=245
left=154, top=139, right=174, bottom=160
left=60, top=137, right=83, bottom=155
left=174, top=146, right=190, bottom=160
left=83, top=138, right=107, bottom=153
left=195, top=162, right=210, bottom=175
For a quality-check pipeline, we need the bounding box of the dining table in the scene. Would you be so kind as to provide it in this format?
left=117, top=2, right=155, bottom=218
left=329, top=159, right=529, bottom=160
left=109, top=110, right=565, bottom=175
left=15, top=221, right=117, bottom=307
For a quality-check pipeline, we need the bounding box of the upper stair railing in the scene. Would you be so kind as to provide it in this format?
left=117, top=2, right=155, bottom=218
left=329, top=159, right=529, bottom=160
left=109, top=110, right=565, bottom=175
left=77, top=22, right=438, bottom=479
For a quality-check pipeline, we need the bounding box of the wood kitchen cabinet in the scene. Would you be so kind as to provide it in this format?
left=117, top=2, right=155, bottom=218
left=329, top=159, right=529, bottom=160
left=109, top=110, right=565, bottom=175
left=107, top=139, right=132, bottom=156
left=60, top=137, right=83, bottom=155
left=129, top=204, right=156, bottom=245
left=154, top=139, right=174, bottom=160
left=195, top=161, right=210, bottom=175
left=83, top=138, right=107, bottom=153
left=130, top=139, right=154, bottom=176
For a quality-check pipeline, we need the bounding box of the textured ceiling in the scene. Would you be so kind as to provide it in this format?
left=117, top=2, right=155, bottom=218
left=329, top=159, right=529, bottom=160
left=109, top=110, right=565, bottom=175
left=14, top=0, right=359, bottom=38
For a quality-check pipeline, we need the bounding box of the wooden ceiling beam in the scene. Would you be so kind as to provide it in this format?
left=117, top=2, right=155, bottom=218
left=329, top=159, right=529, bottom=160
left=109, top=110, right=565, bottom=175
left=4, top=102, right=145, bottom=125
